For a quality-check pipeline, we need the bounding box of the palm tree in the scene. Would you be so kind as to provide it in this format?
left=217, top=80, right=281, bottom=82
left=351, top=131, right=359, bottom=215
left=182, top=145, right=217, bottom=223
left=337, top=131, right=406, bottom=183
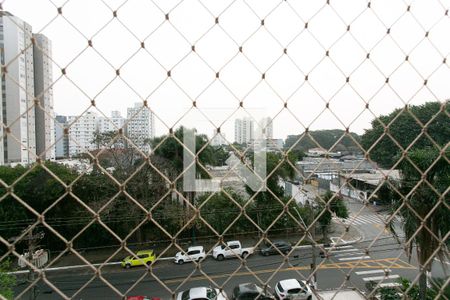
left=388, top=148, right=449, bottom=300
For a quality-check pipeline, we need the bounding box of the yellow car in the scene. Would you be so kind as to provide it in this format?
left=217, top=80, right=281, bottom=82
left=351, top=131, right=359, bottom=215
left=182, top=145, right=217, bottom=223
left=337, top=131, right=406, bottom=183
left=121, top=250, right=156, bottom=268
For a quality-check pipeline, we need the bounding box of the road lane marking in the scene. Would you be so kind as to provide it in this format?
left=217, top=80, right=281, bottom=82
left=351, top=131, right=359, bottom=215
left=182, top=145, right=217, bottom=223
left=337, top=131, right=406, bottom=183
left=338, top=256, right=371, bottom=261
left=324, top=245, right=353, bottom=250
left=162, top=259, right=414, bottom=285
left=328, top=248, right=361, bottom=253
left=335, top=252, right=365, bottom=257
left=363, top=274, right=400, bottom=281
left=355, top=269, right=391, bottom=275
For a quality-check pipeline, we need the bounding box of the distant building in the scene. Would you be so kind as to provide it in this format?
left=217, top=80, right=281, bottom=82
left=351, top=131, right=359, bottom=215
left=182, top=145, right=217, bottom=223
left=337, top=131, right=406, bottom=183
left=67, top=112, right=98, bottom=157
left=296, top=157, right=377, bottom=182
left=54, top=115, right=69, bottom=159
left=98, top=110, right=125, bottom=133
left=1, top=12, right=36, bottom=164
left=211, top=129, right=227, bottom=146
left=259, top=117, right=273, bottom=139
left=0, top=12, right=55, bottom=164
left=33, top=33, right=55, bottom=160
left=234, top=117, right=254, bottom=144
left=248, top=138, right=284, bottom=152
left=126, top=103, right=155, bottom=153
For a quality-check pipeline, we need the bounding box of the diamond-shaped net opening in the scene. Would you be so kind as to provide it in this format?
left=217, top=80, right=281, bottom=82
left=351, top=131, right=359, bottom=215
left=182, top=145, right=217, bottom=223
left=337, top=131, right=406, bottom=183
left=0, top=0, right=449, bottom=299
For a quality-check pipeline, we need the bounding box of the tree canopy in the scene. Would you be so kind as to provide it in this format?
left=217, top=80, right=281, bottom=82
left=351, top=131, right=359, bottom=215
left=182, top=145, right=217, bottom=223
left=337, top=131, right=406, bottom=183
left=361, top=101, right=449, bottom=168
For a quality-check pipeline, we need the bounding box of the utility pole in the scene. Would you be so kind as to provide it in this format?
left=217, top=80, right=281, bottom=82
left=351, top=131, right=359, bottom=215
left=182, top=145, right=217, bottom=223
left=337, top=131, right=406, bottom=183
left=28, top=227, right=37, bottom=300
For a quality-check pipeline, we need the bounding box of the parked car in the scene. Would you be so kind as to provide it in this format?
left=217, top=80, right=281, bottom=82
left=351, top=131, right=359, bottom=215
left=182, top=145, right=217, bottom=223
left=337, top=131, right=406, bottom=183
left=174, top=246, right=206, bottom=264
left=274, top=279, right=312, bottom=300
left=212, top=241, right=254, bottom=261
left=232, top=283, right=275, bottom=300
left=126, top=297, right=160, bottom=300
left=260, top=241, right=292, bottom=256
left=176, top=287, right=227, bottom=300
left=121, top=250, right=156, bottom=268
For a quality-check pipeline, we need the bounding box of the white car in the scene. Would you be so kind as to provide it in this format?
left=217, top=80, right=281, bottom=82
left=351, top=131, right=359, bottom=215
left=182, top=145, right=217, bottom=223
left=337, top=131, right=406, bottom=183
left=212, top=241, right=254, bottom=261
left=274, top=279, right=312, bottom=300
left=176, top=287, right=227, bottom=300
left=174, top=246, right=206, bottom=264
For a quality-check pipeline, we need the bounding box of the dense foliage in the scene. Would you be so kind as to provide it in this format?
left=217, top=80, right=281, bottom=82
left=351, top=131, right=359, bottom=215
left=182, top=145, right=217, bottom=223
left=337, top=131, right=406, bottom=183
left=361, top=101, right=449, bottom=168
left=284, top=129, right=361, bottom=153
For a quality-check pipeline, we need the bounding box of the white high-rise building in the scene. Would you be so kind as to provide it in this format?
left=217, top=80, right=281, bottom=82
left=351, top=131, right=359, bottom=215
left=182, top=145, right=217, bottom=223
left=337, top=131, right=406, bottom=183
left=211, top=129, right=227, bottom=146
left=33, top=33, right=55, bottom=160
left=259, top=117, right=273, bottom=139
left=67, top=112, right=98, bottom=157
left=98, top=111, right=125, bottom=133
left=234, top=117, right=254, bottom=144
left=0, top=12, right=36, bottom=164
left=126, top=103, right=155, bottom=152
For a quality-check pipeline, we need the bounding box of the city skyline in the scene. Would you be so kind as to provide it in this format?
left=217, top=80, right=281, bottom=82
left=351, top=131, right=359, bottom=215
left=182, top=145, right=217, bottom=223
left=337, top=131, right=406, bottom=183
left=4, top=1, right=448, bottom=141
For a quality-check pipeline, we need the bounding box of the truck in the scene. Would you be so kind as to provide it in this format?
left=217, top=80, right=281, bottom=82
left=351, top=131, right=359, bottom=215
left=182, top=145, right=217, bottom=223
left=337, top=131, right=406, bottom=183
left=212, top=240, right=254, bottom=261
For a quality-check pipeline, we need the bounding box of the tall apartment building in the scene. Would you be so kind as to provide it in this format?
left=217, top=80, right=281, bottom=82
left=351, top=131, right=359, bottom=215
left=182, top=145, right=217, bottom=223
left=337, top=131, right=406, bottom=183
left=67, top=112, right=98, bottom=157
left=259, top=117, right=273, bottom=139
left=0, top=12, right=36, bottom=164
left=98, top=110, right=125, bottom=133
left=54, top=115, right=68, bottom=159
left=211, top=129, right=227, bottom=146
left=126, top=103, right=155, bottom=153
left=0, top=12, right=55, bottom=164
left=33, top=33, right=55, bottom=160
left=234, top=117, right=254, bottom=144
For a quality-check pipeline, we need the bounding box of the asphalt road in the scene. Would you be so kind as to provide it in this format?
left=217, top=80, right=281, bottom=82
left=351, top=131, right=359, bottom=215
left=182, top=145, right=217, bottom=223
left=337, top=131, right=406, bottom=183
left=13, top=201, right=448, bottom=299
left=15, top=236, right=448, bottom=300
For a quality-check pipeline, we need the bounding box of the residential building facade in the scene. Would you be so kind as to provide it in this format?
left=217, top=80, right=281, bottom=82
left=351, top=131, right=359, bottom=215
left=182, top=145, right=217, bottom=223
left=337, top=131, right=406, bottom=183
left=0, top=12, right=55, bottom=164
left=98, top=110, right=125, bottom=133
left=0, top=12, right=36, bottom=164
left=67, top=112, right=98, bottom=157
left=126, top=103, right=155, bottom=153
left=33, top=33, right=55, bottom=160
left=54, top=115, right=69, bottom=159
left=234, top=117, right=254, bottom=144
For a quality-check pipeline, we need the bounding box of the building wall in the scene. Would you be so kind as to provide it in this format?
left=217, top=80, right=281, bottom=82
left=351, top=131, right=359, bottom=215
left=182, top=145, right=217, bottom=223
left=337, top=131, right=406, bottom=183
left=54, top=115, right=68, bottom=159
left=33, top=33, right=55, bottom=160
left=98, top=110, right=125, bottom=133
left=1, top=13, right=36, bottom=164
left=234, top=117, right=254, bottom=144
left=67, top=112, right=98, bottom=157
left=126, top=103, right=154, bottom=153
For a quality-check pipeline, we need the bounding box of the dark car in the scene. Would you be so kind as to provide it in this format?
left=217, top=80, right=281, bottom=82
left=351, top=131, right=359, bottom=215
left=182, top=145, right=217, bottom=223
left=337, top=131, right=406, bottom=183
left=232, top=283, right=275, bottom=300
left=260, top=241, right=292, bottom=256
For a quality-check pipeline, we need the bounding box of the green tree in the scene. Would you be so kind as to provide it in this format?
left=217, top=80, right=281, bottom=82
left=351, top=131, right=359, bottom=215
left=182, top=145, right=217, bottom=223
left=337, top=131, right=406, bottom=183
left=285, top=130, right=361, bottom=154
left=150, top=127, right=217, bottom=241
left=0, top=260, right=15, bottom=299
left=361, top=101, right=449, bottom=168
left=196, top=190, right=251, bottom=235
left=388, top=148, right=449, bottom=300
left=316, top=191, right=349, bottom=243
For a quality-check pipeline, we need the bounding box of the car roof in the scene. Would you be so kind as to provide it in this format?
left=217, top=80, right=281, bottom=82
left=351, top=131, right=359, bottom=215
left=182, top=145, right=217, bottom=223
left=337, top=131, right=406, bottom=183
left=188, top=287, right=208, bottom=298
left=238, top=283, right=263, bottom=293
left=279, top=279, right=303, bottom=290
left=188, top=246, right=204, bottom=251
left=136, top=250, right=154, bottom=255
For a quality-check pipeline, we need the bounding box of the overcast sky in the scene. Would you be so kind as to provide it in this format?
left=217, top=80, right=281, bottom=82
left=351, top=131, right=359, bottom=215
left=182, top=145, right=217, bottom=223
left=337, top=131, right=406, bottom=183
left=4, top=0, right=450, bottom=140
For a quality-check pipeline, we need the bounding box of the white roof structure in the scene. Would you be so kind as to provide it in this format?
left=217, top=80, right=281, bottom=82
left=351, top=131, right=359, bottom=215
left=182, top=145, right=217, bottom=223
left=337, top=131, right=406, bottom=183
left=318, top=289, right=366, bottom=300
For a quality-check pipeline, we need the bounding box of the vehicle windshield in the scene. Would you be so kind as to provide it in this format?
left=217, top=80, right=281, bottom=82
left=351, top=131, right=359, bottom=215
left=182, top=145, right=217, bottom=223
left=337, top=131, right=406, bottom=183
left=288, top=288, right=302, bottom=294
